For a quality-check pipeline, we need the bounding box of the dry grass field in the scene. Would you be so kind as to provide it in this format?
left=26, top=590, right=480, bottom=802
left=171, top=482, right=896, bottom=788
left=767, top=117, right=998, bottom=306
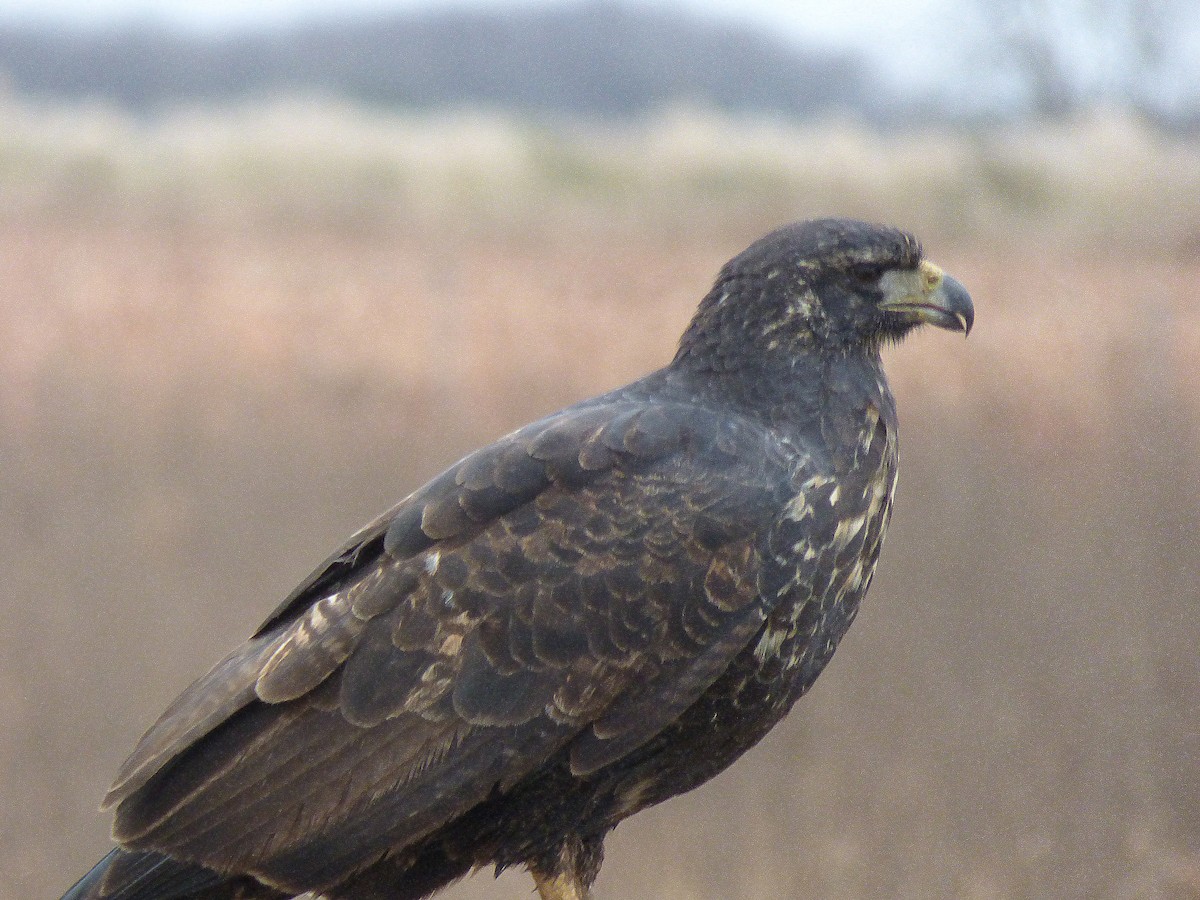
left=2, top=103, right=1198, bottom=899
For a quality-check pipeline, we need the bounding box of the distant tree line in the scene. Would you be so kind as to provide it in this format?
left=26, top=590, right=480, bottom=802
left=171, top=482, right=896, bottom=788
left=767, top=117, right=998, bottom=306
left=0, top=3, right=871, bottom=120
left=0, top=0, right=1196, bottom=129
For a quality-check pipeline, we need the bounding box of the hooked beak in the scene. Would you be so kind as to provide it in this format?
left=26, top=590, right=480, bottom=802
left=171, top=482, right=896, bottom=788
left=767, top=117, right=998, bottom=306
left=879, top=260, right=974, bottom=336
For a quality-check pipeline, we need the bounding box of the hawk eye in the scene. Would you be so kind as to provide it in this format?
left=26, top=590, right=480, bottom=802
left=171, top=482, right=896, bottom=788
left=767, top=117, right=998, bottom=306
left=851, top=262, right=885, bottom=284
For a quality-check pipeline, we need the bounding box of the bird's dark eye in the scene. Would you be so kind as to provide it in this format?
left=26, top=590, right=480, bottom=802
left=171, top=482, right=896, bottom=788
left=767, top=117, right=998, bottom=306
left=851, top=263, right=885, bottom=284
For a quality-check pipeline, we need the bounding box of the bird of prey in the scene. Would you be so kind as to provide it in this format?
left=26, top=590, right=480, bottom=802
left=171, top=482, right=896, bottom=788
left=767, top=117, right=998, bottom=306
left=63, top=218, right=973, bottom=900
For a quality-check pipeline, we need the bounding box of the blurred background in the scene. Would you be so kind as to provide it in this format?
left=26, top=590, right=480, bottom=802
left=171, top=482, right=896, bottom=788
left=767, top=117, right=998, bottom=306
left=1, top=1, right=1198, bottom=897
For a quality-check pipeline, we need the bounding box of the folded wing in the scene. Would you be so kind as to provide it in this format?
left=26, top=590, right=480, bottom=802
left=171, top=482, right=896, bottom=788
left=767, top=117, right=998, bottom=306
left=105, top=397, right=795, bottom=893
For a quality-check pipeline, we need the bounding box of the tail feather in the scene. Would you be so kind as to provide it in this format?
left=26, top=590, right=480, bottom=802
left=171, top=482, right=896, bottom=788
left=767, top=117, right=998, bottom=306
left=60, top=850, right=116, bottom=900
left=60, top=848, right=282, bottom=900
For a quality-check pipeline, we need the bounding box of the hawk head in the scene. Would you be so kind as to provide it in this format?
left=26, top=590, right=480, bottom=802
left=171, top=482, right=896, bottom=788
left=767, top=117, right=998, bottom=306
left=675, top=218, right=973, bottom=370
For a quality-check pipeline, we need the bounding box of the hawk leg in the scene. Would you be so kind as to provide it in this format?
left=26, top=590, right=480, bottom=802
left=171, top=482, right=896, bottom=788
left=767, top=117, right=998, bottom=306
left=529, top=834, right=603, bottom=900
left=533, top=871, right=591, bottom=900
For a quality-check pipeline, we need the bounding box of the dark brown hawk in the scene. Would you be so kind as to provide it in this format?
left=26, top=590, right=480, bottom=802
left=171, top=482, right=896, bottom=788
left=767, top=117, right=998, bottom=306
left=63, top=218, right=973, bottom=900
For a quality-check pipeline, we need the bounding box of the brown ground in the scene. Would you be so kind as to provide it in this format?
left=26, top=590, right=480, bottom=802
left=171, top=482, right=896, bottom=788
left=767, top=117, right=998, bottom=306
left=3, top=206, right=1199, bottom=899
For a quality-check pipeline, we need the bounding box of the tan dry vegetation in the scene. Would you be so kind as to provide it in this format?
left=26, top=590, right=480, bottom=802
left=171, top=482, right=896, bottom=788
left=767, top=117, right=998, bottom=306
left=4, top=99, right=1200, bottom=245
left=2, top=105, right=1198, bottom=899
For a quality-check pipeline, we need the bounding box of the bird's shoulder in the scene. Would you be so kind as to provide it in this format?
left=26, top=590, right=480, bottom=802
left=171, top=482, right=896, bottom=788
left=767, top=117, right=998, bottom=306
left=259, top=382, right=796, bottom=636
